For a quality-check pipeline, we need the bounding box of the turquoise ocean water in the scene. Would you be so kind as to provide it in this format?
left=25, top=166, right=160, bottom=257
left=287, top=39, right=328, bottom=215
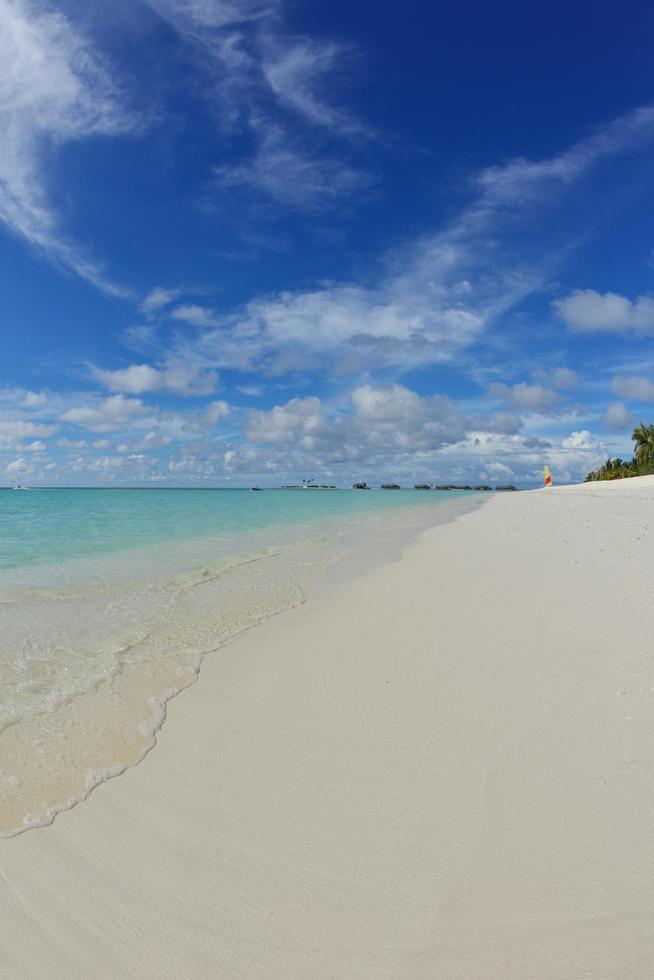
left=0, top=487, right=476, bottom=836
left=0, top=487, right=462, bottom=571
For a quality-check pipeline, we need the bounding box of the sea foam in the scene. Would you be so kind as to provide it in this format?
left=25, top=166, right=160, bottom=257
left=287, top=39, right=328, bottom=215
left=0, top=489, right=475, bottom=835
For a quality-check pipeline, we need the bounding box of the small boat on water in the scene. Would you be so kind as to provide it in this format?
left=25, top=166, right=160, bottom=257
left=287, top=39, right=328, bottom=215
left=352, top=482, right=370, bottom=490
left=12, top=485, right=30, bottom=491
left=250, top=486, right=262, bottom=491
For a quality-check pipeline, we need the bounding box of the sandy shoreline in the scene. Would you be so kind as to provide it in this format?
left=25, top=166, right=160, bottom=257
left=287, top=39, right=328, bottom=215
left=3, top=479, right=654, bottom=978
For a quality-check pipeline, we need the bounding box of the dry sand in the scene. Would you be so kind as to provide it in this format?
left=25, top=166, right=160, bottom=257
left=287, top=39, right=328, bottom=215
left=3, top=478, right=654, bottom=978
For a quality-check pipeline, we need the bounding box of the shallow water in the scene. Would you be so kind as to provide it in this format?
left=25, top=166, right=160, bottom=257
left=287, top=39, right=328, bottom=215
left=0, top=488, right=478, bottom=835
left=0, top=486, right=463, bottom=572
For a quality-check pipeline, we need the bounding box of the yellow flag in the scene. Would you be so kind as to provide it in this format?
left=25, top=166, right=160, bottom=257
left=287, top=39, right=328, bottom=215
left=544, top=465, right=552, bottom=487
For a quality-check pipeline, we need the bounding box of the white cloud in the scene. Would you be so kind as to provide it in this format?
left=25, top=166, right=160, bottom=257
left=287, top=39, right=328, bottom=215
left=0, top=419, right=58, bottom=446
left=601, top=402, right=636, bottom=432
left=247, top=384, right=468, bottom=460
left=351, top=383, right=451, bottom=426
left=196, top=269, right=490, bottom=373
left=156, top=105, right=654, bottom=377
left=8, top=375, right=609, bottom=487
left=22, top=390, right=47, bottom=407
left=562, top=430, right=598, bottom=450
left=532, top=367, right=579, bottom=390
left=72, top=455, right=126, bottom=475
left=246, top=396, right=323, bottom=446
left=60, top=394, right=148, bottom=432
left=57, top=438, right=87, bottom=449
left=553, top=289, right=654, bottom=334
left=92, top=362, right=218, bottom=396
left=488, top=381, right=561, bottom=413
left=218, top=382, right=602, bottom=486
left=204, top=400, right=230, bottom=424
left=6, top=457, right=30, bottom=474
left=611, top=375, right=654, bottom=402
left=136, top=431, right=172, bottom=450
left=141, top=286, right=183, bottom=315
left=167, top=456, right=215, bottom=477
left=485, top=461, right=514, bottom=479
left=236, top=384, right=263, bottom=397
left=0, top=0, right=136, bottom=293
left=468, top=411, right=524, bottom=435
left=171, top=304, right=221, bottom=327
left=92, top=364, right=160, bottom=394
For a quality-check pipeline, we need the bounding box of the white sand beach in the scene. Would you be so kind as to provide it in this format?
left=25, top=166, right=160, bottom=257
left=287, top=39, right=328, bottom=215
left=3, top=478, right=654, bottom=979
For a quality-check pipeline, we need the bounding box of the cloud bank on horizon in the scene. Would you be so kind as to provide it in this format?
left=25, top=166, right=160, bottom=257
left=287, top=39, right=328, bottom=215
left=2, top=0, right=654, bottom=486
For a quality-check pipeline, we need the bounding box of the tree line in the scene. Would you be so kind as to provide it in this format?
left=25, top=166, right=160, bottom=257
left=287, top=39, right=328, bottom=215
left=585, top=424, right=654, bottom=481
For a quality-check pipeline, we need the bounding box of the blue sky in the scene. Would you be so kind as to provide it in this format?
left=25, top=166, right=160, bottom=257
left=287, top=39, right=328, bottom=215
left=2, top=0, right=654, bottom=486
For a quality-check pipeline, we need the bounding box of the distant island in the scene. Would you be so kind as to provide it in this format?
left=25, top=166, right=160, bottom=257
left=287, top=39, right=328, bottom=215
left=351, top=483, right=517, bottom=491
left=586, top=424, right=654, bottom=481
left=280, top=485, right=337, bottom=490
left=273, top=481, right=521, bottom=492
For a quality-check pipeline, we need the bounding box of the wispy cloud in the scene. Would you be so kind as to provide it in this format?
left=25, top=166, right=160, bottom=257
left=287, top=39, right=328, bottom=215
left=261, top=36, right=369, bottom=137
left=477, top=105, right=654, bottom=207
left=0, top=0, right=138, bottom=294
left=146, top=0, right=276, bottom=33
left=226, top=105, right=654, bottom=369
left=213, top=121, right=369, bottom=212
left=71, top=99, right=654, bottom=491
left=122, top=104, right=648, bottom=384
left=170, top=304, right=221, bottom=327
left=145, top=0, right=371, bottom=212
left=141, top=286, right=184, bottom=315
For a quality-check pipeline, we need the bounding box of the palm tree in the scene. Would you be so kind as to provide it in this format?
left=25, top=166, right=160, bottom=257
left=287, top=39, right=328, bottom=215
left=586, top=422, right=654, bottom=481
left=585, top=455, right=637, bottom=481
left=632, top=423, right=654, bottom=473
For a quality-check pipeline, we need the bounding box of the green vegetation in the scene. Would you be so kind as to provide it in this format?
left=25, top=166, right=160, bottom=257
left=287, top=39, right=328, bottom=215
left=585, top=423, right=654, bottom=481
